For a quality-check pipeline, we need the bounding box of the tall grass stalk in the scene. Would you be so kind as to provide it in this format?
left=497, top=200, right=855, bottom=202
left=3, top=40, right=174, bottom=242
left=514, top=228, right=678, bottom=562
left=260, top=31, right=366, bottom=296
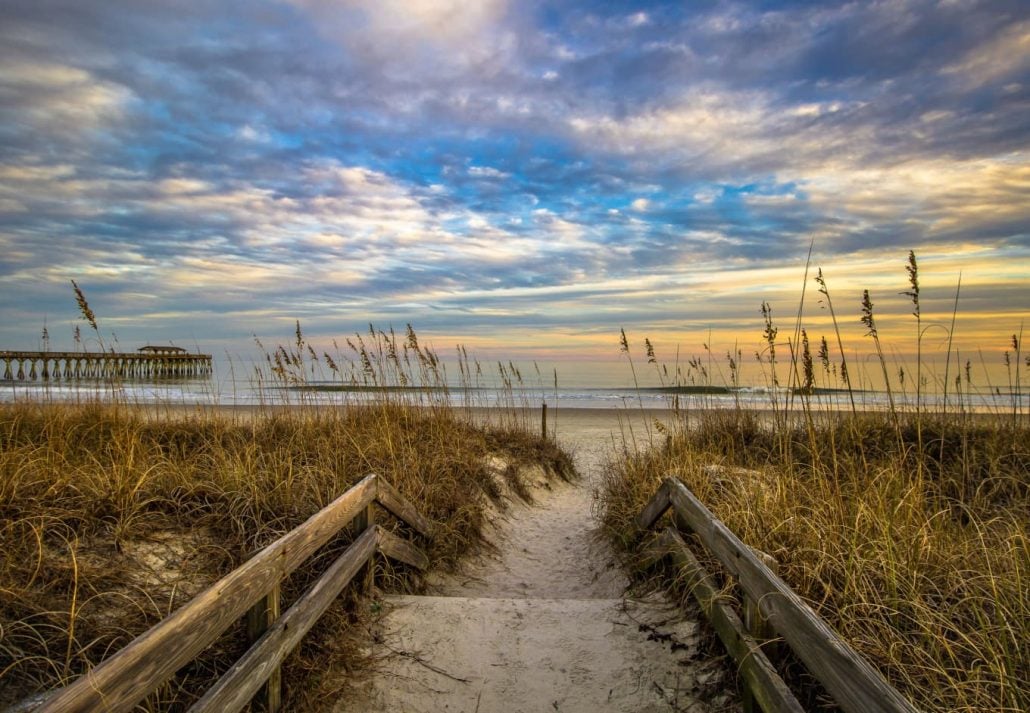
left=902, top=251, right=922, bottom=418
left=861, top=289, right=903, bottom=447
left=1011, top=328, right=1023, bottom=425
left=785, top=240, right=814, bottom=412
left=814, top=268, right=857, bottom=414
left=941, top=273, right=962, bottom=416
left=619, top=327, right=652, bottom=446
left=902, top=251, right=926, bottom=475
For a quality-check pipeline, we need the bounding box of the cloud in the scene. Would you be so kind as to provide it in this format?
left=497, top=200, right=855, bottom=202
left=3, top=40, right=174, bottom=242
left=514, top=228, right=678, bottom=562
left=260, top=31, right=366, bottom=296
left=0, top=59, right=133, bottom=140
left=0, top=0, right=1026, bottom=359
left=290, top=0, right=507, bottom=41
left=564, top=87, right=866, bottom=180
left=468, top=165, right=510, bottom=179
left=285, top=0, right=514, bottom=77
left=942, top=20, right=1030, bottom=86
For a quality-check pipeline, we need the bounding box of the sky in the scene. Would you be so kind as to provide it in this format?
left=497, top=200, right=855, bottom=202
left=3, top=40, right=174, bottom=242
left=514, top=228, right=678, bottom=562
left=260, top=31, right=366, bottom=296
left=0, top=0, right=1028, bottom=384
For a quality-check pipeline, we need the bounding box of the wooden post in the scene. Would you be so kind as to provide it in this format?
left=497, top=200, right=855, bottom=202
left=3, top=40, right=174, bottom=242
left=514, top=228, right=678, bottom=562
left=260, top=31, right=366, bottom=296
left=743, top=550, right=779, bottom=713
left=351, top=502, right=372, bottom=535
left=541, top=402, right=548, bottom=440
left=245, top=586, right=281, bottom=712
left=352, top=502, right=375, bottom=591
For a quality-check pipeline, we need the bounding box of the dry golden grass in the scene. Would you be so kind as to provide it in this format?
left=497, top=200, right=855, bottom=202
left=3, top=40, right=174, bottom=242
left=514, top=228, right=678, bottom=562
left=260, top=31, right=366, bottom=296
left=602, top=412, right=1028, bottom=712
left=0, top=400, right=573, bottom=710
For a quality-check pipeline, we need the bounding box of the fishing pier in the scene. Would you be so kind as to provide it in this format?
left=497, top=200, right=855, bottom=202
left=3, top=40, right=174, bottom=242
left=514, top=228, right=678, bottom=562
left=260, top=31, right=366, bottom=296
left=1, top=346, right=212, bottom=381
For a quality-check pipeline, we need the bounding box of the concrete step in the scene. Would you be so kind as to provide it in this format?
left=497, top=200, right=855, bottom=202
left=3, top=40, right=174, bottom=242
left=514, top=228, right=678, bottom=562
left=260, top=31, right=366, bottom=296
left=333, top=594, right=737, bottom=713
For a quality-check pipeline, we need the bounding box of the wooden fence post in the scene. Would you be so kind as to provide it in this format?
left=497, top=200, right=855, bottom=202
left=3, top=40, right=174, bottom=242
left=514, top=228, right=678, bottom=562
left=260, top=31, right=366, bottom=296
left=245, top=586, right=282, bottom=712
left=352, top=502, right=375, bottom=591
left=743, top=550, right=779, bottom=713
left=541, top=403, right=548, bottom=440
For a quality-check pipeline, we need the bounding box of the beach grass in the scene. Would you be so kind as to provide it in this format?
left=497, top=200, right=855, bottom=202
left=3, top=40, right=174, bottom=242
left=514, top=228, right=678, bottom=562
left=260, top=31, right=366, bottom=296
left=600, top=254, right=1028, bottom=713
left=602, top=411, right=1027, bottom=712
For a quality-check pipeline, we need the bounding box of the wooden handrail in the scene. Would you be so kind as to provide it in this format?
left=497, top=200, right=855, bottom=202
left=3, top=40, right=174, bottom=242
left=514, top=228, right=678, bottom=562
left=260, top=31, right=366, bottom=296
left=35, top=474, right=433, bottom=713
left=377, top=527, right=431, bottom=570
left=189, top=527, right=380, bottom=712
left=637, top=477, right=920, bottom=713
left=376, top=477, right=435, bottom=538
left=646, top=527, right=803, bottom=713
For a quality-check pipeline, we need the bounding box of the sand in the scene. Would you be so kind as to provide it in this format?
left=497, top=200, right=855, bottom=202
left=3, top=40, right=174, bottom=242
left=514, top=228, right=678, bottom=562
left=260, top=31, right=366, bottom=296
left=333, top=408, right=738, bottom=713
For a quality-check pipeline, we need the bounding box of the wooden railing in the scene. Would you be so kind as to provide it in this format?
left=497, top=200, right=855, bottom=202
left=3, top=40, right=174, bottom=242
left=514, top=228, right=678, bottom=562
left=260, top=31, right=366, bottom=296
left=637, top=477, right=920, bottom=713
left=34, top=474, right=434, bottom=713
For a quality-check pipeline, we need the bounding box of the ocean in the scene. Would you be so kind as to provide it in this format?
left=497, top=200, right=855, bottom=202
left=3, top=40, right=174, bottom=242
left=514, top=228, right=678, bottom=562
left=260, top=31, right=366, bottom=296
left=0, top=375, right=1025, bottom=414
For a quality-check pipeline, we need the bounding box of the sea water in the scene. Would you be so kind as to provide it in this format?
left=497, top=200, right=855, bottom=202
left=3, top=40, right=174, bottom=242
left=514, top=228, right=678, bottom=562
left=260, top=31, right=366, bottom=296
left=0, top=375, right=1026, bottom=414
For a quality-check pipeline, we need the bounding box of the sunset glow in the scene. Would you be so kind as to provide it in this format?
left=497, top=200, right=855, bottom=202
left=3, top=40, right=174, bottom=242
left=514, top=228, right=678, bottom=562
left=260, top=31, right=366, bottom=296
left=1, top=1, right=1027, bottom=385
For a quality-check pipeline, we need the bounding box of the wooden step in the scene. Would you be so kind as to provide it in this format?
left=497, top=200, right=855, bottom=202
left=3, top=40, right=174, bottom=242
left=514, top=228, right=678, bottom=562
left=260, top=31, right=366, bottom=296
left=333, top=594, right=737, bottom=713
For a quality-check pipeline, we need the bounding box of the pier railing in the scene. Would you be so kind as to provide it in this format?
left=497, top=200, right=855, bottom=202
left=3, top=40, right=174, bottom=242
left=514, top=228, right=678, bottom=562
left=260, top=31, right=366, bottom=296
left=1, top=350, right=212, bottom=381
left=33, top=474, right=433, bottom=713
left=636, top=476, right=920, bottom=713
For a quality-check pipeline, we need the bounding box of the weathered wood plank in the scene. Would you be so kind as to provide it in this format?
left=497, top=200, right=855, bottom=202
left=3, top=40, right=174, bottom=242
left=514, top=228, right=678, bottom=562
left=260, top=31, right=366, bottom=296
left=377, top=527, right=430, bottom=570
left=651, top=528, right=805, bottom=713
left=743, top=551, right=779, bottom=713
left=188, top=527, right=379, bottom=713
left=664, top=478, right=920, bottom=713
left=375, top=477, right=435, bottom=538
left=634, top=479, right=671, bottom=531
left=245, top=585, right=281, bottom=712
left=352, top=501, right=375, bottom=590
left=37, top=474, right=379, bottom=713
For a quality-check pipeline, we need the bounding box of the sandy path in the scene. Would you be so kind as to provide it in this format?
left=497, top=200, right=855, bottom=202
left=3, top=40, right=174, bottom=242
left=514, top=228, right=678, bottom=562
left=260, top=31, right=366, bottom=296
left=425, top=458, right=626, bottom=599
left=334, top=409, right=737, bottom=713
left=423, top=407, right=667, bottom=600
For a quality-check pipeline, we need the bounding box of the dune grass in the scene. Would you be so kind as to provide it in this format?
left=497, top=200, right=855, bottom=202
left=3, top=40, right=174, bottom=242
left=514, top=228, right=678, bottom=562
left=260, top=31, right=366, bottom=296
left=0, top=319, right=573, bottom=710
left=603, top=412, right=1027, bottom=712
left=601, top=254, right=1028, bottom=712
left=0, top=401, right=572, bottom=710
